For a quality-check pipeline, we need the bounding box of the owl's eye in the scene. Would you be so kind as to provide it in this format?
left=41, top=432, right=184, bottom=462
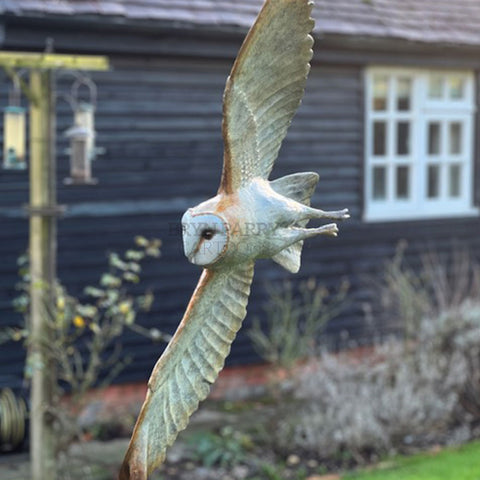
left=182, top=213, right=227, bottom=266
left=201, top=229, right=215, bottom=240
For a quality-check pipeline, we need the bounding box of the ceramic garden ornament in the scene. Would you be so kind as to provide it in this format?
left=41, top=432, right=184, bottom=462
left=120, top=0, right=349, bottom=478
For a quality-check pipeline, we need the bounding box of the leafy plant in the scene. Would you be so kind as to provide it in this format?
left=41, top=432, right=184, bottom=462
left=187, top=426, right=253, bottom=468
left=249, top=278, right=349, bottom=370
left=258, top=462, right=285, bottom=480
left=4, top=236, right=168, bottom=468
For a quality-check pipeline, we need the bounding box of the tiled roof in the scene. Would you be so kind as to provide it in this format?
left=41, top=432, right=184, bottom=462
left=315, top=0, right=480, bottom=47
left=2, top=0, right=480, bottom=47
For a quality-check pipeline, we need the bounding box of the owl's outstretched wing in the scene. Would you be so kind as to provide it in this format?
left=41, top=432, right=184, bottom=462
left=219, top=0, right=314, bottom=194
left=119, top=262, right=255, bottom=480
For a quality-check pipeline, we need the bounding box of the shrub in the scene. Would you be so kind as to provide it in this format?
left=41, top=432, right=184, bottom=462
left=380, top=242, right=480, bottom=340
left=269, top=246, right=480, bottom=465
left=274, top=338, right=468, bottom=463
left=249, top=278, right=349, bottom=371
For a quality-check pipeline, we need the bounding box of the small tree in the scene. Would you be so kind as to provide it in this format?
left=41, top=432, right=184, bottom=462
left=5, top=236, right=169, bottom=477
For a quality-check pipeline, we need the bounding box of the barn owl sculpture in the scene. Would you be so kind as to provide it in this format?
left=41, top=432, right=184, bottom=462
left=120, top=0, right=348, bottom=478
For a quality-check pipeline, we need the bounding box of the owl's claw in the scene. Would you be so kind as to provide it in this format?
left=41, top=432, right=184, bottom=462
left=335, top=208, right=350, bottom=221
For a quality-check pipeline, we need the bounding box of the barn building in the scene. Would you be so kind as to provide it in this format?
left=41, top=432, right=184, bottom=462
left=0, top=0, right=479, bottom=388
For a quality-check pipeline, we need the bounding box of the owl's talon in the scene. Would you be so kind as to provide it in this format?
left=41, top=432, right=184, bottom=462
left=323, top=208, right=349, bottom=221
left=339, top=208, right=350, bottom=221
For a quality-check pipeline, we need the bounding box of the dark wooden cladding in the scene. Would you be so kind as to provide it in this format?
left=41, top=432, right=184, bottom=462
left=0, top=26, right=480, bottom=385
left=475, top=69, right=480, bottom=207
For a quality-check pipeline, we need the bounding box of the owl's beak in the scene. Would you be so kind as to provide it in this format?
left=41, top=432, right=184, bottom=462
left=185, top=248, right=196, bottom=264
left=182, top=235, right=197, bottom=264
left=182, top=225, right=200, bottom=265
left=181, top=210, right=195, bottom=262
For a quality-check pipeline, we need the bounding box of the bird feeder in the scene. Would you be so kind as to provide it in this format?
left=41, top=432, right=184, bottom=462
left=63, top=125, right=97, bottom=184
left=74, top=101, right=96, bottom=160
left=62, top=74, right=103, bottom=184
left=71, top=76, right=103, bottom=161
left=3, top=105, right=26, bottom=170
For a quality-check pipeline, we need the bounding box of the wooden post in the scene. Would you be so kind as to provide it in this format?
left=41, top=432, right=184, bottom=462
left=28, top=69, right=57, bottom=480
left=0, top=51, right=108, bottom=480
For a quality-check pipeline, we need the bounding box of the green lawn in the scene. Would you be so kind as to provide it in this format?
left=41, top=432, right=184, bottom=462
left=344, top=441, right=480, bottom=480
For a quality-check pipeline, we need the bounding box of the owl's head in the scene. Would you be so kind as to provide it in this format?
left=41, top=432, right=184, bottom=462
left=181, top=210, right=229, bottom=267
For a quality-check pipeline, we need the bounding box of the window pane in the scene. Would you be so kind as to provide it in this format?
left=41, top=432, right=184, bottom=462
left=397, top=77, right=411, bottom=111
left=396, top=166, right=410, bottom=199
left=397, top=121, right=410, bottom=155
left=449, top=164, right=461, bottom=197
left=449, top=77, right=465, bottom=99
left=373, top=166, right=386, bottom=200
left=429, top=76, right=443, bottom=99
left=427, top=165, right=440, bottom=198
left=449, top=122, right=462, bottom=154
left=373, top=121, right=387, bottom=156
left=428, top=122, right=441, bottom=155
left=373, top=76, right=388, bottom=111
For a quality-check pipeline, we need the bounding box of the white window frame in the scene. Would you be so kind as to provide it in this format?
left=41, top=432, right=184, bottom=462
left=364, top=67, right=478, bottom=222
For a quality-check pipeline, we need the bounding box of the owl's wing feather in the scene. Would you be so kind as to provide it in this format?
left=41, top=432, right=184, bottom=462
left=219, top=0, right=314, bottom=193
left=119, top=262, right=255, bottom=480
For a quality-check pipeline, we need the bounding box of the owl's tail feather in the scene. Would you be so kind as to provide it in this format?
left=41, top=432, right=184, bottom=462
left=269, top=172, right=319, bottom=273
left=270, top=172, right=319, bottom=211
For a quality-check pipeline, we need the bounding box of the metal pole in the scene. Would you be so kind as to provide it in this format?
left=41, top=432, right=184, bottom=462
left=28, top=68, right=57, bottom=480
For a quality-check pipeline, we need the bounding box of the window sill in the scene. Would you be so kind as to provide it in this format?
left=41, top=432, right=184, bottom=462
left=363, top=206, right=479, bottom=223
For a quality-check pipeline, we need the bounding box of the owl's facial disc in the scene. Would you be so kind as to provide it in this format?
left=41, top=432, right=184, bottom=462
left=181, top=211, right=229, bottom=266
